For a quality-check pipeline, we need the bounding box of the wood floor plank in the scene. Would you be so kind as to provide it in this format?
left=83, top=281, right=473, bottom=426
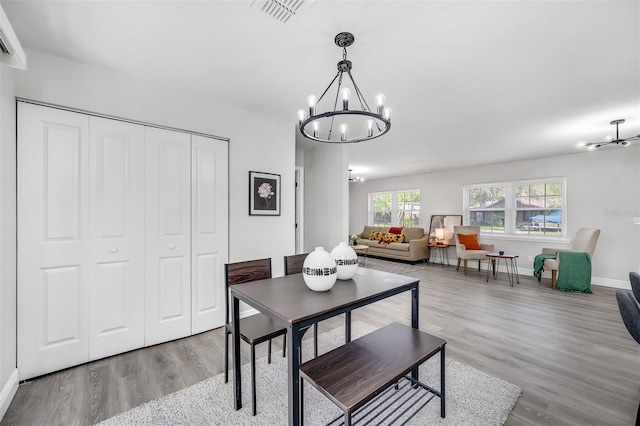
left=2, top=258, right=639, bottom=425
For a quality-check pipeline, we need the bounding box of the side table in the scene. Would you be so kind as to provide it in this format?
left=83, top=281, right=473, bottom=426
left=352, top=244, right=369, bottom=266
left=486, top=253, right=520, bottom=287
left=428, top=243, right=450, bottom=267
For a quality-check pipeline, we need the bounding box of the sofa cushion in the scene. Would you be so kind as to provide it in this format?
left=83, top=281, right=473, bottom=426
left=383, top=233, right=405, bottom=243
left=386, top=242, right=410, bottom=252
left=370, top=231, right=386, bottom=241
left=401, top=227, right=425, bottom=241
left=362, top=226, right=389, bottom=238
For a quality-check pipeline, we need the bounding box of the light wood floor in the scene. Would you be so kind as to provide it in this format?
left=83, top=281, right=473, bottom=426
left=2, top=258, right=639, bottom=425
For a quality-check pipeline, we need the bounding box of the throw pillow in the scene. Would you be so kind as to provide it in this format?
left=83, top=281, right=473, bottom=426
left=369, top=231, right=385, bottom=241
left=458, top=233, right=481, bottom=250
left=383, top=233, right=405, bottom=243
left=389, top=226, right=404, bottom=235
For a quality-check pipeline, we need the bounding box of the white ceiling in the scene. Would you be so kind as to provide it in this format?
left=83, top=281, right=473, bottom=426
left=3, top=0, right=639, bottom=181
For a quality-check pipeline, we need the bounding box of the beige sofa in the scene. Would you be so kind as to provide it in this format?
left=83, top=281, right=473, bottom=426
left=355, top=226, right=429, bottom=263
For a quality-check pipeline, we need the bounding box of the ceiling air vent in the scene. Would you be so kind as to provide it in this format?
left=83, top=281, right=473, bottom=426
left=250, top=0, right=309, bottom=24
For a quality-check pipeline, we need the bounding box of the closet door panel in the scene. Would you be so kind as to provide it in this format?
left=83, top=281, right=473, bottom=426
left=145, top=127, right=191, bottom=345
left=191, top=136, right=229, bottom=333
left=88, top=117, right=145, bottom=360
left=17, top=103, right=90, bottom=380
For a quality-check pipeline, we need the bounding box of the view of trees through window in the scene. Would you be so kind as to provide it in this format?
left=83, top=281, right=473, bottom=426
left=468, top=185, right=506, bottom=233
left=370, top=190, right=420, bottom=227
left=465, top=178, right=565, bottom=237
left=515, top=182, right=563, bottom=236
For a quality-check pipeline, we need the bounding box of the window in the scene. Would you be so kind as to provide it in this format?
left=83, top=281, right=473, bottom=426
left=369, top=190, right=420, bottom=227
left=464, top=178, right=565, bottom=238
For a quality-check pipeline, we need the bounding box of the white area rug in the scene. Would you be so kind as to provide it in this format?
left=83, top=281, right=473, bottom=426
left=97, top=322, right=521, bottom=425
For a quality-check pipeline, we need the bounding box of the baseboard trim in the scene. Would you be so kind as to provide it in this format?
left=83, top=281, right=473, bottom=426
left=503, top=265, right=629, bottom=290
left=0, top=369, right=19, bottom=419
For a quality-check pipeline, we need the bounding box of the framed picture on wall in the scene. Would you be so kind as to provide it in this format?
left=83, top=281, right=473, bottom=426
left=428, top=215, right=462, bottom=245
left=249, top=171, right=281, bottom=216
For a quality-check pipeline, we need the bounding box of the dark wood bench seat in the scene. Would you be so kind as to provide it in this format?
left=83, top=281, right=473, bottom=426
left=299, top=322, right=446, bottom=425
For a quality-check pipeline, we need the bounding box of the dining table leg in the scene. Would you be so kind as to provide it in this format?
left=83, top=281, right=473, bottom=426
left=287, top=324, right=303, bottom=426
left=411, top=284, right=420, bottom=381
left=345, top=311, right=352, bottom=343
left=232, top=296, right=242, bottom=410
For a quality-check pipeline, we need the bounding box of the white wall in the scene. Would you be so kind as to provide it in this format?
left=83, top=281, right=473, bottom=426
left=0, top=48, right=296, bottom=410
left=0, top=50, right=18, bottom=419
left=350, top=146, right=640, bottom=286
left=300, top=140, right=349, bottom=252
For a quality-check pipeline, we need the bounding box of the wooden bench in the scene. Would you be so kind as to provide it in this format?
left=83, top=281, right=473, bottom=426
left=299, top=322, right=446, bottom=425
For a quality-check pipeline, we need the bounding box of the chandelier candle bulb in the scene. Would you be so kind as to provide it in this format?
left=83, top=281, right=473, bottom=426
left=384, top=107, right=392, bottom=120
left=341, top=124, right=347, bottom=141
left=375, top=94, right=385, bottom=115
left=307, top=95, right=317, bottom=116
left=297, top=109, right=306, bottom=124
left=341, top=88, right=351, bottom=110
left=312, top=121, right=319, bottom=138
left=367, top=119, right=374, bottom=137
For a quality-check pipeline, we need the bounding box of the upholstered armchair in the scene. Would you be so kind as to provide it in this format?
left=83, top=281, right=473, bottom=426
left=540, top=228, right=600, bottom=289
left=454, top=225, right=495, bottom=275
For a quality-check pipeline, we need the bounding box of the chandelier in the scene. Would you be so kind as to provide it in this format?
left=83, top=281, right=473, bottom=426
left=348, top=169, right=363, bottom=182
left=582, top=119, right=640, bottom=150
left=297, top=32, right=391, bottom=144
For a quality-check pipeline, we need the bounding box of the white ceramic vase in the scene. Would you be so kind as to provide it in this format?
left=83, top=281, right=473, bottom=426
left=302, top=247, right=337, bottom=291
left=331, top=242, right=359, bottom=280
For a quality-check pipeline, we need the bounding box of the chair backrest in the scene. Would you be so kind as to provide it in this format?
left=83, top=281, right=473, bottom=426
left=630, top=272, right=640, bottom=305
left=224, top=258, right=272, bottom=321
left=570, top=228, right=600, bottom=256
left=284, top=253, right=309, bottom=275
left=453, top=225, right=480, bottom=245
left=616, top=289, right=640, bottom=345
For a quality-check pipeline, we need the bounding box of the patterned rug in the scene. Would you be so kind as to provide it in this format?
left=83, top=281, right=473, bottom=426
left=96, top=322, right=521, bottom=425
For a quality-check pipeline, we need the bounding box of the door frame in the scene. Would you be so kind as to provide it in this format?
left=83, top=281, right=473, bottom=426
left=295, top=166, right=304, bottom=254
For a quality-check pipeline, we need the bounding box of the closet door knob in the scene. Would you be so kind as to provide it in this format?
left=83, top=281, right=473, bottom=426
left=110, top=248, right=118, bottom=253
left=169, top=244, right=176, bottom=250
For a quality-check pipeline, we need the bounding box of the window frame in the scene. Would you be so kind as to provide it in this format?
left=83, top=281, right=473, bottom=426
left=463, top=177, right=567, bottom=241
left=368, top=189, right=421, bottom=227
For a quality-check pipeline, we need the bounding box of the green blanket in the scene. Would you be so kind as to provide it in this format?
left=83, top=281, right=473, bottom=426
left=556, top=251, right=592, bottom=293
left=533, top=253, right=557, bottom=279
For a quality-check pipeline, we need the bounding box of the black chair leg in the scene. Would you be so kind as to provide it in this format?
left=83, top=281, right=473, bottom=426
left=251, top=344, right=257, bottom=416
left=267, top=339, right=272, bottom=364
left=282, top=333, right=287, bottom=357
left=224, top=329, right=229, bottom=383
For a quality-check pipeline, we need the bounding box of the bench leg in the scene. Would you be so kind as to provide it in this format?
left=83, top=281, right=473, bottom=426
left=345, top=412, right=351, bottom=426
left=441, top=345, right=446, bottom=418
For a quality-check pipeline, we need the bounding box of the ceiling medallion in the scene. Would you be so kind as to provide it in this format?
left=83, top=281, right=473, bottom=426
left=581, top=119, right=640, bottom=150
left=297, top=32, right=391, bottom=144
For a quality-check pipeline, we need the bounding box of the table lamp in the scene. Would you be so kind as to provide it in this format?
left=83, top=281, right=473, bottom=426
left=435, top=228, right=445, bottom=244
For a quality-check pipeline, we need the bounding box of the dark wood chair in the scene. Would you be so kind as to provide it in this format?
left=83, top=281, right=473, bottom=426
left=616, top=288, right=640, bottom=425
left=284, top=253, right=321, bottom=357
left=224, top=258, right=287, bottom=416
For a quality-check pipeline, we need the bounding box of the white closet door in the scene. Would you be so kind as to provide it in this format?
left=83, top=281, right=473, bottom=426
left=191, top=135, right=228, bottom=333
left=17, top=103, right=90, bottom=380
left=145, top=127, right=192, bottom=345
left=88, top=117, right=145, bottom=360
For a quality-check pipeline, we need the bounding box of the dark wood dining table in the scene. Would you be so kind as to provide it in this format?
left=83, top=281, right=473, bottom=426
left=229, top=267, right=420, bottom=426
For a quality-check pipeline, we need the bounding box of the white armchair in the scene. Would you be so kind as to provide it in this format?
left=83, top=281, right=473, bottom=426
left=540, top=228, right=600, bottom=289
left=454, top=226, right=495, bottom=275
